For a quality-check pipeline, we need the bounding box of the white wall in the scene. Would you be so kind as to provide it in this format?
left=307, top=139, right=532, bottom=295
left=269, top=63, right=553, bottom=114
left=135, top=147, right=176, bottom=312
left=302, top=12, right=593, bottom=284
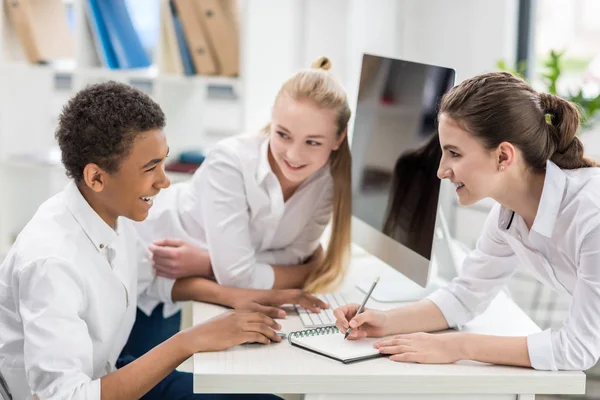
left=397, top=0, right=519, bottom=82
left=242, top=0, right=518, bottom=133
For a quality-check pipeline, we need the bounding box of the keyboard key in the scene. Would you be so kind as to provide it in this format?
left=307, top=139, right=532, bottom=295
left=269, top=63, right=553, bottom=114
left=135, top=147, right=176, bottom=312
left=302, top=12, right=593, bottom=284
left=299, top=310, right=313, bottom=327
left=295, top=292, right=349, bottom=328
left=324, top=308, right=335, bottom=324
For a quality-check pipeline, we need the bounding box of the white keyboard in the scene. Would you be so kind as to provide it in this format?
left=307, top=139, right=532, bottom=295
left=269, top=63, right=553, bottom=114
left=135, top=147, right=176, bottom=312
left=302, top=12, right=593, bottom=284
left=295, top=292, right=349, bottom=328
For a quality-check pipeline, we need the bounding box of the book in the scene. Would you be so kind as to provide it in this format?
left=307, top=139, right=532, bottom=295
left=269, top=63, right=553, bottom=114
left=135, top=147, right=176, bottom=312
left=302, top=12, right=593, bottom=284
left=4, top=0, right=74, bottom=64
left=86, top=0, right=119, bottom=69
left=287, top=326, right=383, bottom=364
left=158, top=0, right=183, bottom=75
left=95, top=0, right=151, bottom=69
left=172, top=0, right=217, bottom=75
left=193, top=0, right=239, bottom=76
left=169, top=0, right=195, bottom=76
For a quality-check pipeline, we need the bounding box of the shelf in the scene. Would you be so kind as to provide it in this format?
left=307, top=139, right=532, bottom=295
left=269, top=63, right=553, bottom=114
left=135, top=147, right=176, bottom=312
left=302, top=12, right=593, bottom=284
left=1, top=151, right=193, bottom=183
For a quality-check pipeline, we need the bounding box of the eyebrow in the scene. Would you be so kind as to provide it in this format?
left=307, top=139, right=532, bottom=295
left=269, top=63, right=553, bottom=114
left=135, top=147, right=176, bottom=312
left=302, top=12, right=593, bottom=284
left=142, top=147, right=170, bottom=169
left=275, top=124, right=326, bottom=139
left=442, top=145, right=460, bottom=151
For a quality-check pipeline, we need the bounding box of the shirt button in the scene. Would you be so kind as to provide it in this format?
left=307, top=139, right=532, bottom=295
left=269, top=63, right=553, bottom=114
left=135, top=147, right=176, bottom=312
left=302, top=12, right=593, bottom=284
left=100, top=244, right=105, bottom=249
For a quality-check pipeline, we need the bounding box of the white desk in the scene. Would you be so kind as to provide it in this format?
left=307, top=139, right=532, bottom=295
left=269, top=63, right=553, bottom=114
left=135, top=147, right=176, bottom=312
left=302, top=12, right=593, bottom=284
left=192, top=251, right=586, bottom=399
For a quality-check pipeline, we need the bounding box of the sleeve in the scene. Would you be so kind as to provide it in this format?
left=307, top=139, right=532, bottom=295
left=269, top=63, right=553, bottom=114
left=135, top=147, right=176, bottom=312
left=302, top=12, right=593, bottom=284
left=197, top=148, right=274, bottom=289
left=427, top=204, right=519, bottom=329
left=256, top=182, right=333, bottom=266
left=18, top=258, right=101, bottom=400
left=134, top=229, right=182, bottom=318
left=527, top=221, right=600, bottom=371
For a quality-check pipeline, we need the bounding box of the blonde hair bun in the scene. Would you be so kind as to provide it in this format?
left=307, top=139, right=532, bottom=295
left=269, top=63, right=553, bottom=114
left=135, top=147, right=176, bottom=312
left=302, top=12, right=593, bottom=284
left=311, top=56, right=332, bottom=71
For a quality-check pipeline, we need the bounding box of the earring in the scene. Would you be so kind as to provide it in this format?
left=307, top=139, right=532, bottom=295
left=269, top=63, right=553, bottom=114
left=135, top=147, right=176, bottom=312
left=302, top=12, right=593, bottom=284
left=500, top=165, right=505, bottom=171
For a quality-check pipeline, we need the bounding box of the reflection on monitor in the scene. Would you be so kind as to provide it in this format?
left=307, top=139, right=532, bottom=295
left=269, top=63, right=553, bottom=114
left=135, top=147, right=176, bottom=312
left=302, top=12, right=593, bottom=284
left=351, top=54, right=455, bottom=288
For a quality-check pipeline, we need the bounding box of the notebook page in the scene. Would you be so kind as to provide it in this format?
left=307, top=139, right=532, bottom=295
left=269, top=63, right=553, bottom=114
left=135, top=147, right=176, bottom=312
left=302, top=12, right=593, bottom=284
left=291, top=333, right=380, bottom=362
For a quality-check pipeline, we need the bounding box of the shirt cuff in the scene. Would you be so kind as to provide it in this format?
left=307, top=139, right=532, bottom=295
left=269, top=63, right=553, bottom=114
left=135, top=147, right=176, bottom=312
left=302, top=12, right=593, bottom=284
left=426, top=288, right=471, bottom=329
left=90, top=378, right=101, bottom=400
left=250, top=263, right=275, bottom=289
left=527, top=329, right=558, bottom=371
left=137, top=277, right=182, bottom=317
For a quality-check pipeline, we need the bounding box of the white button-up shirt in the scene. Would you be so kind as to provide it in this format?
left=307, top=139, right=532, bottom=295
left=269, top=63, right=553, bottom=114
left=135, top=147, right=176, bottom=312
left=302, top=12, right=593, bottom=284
left=0, top=182, right=176, bottom=400
left=428, top=160, right=600, bottom=371
left=135, top=133, right=333, bottom=290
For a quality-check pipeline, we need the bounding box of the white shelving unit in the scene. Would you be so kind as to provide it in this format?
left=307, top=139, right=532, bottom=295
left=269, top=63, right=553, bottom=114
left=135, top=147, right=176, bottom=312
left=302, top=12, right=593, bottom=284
left=0, top=0, right=244, bottom=257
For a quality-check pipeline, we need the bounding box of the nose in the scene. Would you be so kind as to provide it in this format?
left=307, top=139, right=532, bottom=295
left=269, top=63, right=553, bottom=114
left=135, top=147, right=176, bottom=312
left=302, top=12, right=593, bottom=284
left=286, top=143, right=304, bottom=162
left=437, top=159, right=451, bottom=180
left=156, top=164, right=171, bottom=190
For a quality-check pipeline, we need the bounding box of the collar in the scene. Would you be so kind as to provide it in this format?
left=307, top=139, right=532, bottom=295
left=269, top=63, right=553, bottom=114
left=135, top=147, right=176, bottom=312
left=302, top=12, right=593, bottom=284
left=497, top=160, right=566, bottom=237
left=64, top=181, right=118, bottom=252
left=530, top=160, right=566, bottom=237
left=256, top=136, right=272, bottom=185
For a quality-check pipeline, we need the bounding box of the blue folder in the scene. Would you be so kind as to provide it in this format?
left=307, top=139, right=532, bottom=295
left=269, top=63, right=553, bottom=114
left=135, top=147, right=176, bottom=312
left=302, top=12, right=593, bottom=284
left=94, top=0, right=151, bottom=69
left=169, top=0, right=195, bottom=76
left=87, top=0, right=120, bottom=69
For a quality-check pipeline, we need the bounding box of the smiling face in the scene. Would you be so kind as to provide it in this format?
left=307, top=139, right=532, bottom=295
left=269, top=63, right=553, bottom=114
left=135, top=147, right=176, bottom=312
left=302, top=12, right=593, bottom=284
left=84, top=129, right=171, bottom=225
left=437, top=114, right=502, bottom=206
left=269, top=96, right=344, bottom=185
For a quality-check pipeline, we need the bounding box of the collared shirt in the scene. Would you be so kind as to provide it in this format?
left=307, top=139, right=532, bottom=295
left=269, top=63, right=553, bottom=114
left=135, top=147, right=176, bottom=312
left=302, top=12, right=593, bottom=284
left=428, top=160, right=600, bottom=371
left=135, top=133, right=333, bottom=290
left=0, top=182, right=176, bottom=400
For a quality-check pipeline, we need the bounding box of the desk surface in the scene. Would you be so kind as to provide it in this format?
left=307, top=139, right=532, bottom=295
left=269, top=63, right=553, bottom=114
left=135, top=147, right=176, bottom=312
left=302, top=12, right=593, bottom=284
left=192, top=250, right=586, bottom=395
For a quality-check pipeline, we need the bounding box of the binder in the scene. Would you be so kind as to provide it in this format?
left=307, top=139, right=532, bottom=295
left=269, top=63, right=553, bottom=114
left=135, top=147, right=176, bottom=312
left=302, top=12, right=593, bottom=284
left=86, top=0, right=119, bottom=69
left=172, top=0, right=217, bottom=75
left=288, top=326, right=383, bottom=364
left=169, top=0, right=195, bottom=76
left=3, top=0, right=74, bottom=64
left=158, top=0, right=184, bottom=75
left=193, top=0, right=239, bottom=76
left=94, top=0, right=151, bottom=69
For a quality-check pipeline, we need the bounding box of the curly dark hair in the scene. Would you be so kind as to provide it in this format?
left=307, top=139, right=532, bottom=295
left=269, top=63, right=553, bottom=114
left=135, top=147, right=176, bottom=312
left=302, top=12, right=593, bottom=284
left=55, top=81, right=166, bottom=181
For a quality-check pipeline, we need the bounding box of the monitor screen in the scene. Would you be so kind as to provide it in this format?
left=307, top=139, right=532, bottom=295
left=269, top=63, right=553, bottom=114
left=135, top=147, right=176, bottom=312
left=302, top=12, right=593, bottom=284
left=350, top=54, right=455, bottom=287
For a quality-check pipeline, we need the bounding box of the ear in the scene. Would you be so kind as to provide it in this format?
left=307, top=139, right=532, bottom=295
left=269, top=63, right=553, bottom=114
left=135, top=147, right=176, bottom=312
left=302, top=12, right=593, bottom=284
left=334, top=128, right=348, bottom=150
left=496, top=142, right=516, bottom=169
left=82, top=163, right=107, bottom=193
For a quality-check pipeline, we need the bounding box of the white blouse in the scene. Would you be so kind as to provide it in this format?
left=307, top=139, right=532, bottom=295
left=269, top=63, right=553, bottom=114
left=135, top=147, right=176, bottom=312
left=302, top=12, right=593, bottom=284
left=428, top=160, right=600, bottom=371
left=136, top=133, right=334, bottom=290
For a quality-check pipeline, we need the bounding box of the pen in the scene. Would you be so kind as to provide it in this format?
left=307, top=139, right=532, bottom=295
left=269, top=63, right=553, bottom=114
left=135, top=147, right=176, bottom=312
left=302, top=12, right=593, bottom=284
left=344, top=276, right=380, bottom=340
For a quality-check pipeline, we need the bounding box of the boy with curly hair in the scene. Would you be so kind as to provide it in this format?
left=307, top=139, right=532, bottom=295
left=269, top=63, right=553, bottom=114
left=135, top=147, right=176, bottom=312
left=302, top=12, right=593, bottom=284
left=0, top=82, right=289, bottom=400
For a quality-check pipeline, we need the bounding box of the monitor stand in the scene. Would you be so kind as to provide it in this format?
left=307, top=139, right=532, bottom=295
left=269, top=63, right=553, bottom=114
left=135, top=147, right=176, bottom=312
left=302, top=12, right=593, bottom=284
left=356, top=279, right=436, bottom=303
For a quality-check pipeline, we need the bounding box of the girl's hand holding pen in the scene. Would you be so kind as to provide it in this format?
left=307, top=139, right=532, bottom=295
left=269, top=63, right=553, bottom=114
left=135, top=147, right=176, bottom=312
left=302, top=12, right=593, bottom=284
left=333, top=303, right=389, bottom=339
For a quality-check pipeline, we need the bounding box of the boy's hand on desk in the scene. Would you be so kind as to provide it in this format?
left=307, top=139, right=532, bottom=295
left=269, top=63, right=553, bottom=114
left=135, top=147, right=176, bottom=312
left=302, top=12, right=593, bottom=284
left=334, top=303, right=389, bottom=339
left=229, top=289, right=329, bottom=318
left=181, top=310, right=282, bottom=353
left=149, top=239, right=212, bottom=279
left=374, top=332, right=462, bottom=364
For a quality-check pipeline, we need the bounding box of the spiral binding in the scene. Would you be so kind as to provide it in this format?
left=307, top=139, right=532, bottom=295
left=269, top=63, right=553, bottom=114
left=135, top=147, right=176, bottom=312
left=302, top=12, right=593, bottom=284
left=287, top=325, right=339, bottom=344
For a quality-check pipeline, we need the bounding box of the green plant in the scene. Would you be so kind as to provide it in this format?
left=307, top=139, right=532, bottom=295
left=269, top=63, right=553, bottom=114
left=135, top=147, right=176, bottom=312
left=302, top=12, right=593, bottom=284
left=497, top=50, right=600, bottom=131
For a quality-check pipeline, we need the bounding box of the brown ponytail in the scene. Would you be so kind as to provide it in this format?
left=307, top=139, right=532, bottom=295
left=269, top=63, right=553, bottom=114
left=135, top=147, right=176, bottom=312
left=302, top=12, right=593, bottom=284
left=439, top=72, right=597, bottom=171
left=539, top=93, right=597, bottom=168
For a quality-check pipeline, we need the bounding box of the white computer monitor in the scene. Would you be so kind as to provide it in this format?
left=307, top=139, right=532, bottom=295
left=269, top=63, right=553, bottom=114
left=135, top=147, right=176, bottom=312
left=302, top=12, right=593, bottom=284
left=350, top=54, right=456, bottom=298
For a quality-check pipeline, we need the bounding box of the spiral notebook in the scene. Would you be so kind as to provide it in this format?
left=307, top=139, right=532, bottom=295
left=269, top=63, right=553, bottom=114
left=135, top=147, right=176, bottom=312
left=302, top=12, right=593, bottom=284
left=287, top=326, right=384, bottom=364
